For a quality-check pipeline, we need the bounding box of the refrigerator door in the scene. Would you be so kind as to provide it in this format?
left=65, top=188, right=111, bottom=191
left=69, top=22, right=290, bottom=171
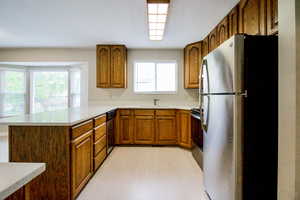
left=201, top=35, right=244, bottom=94
left=203, top=94, right=243, bottom=200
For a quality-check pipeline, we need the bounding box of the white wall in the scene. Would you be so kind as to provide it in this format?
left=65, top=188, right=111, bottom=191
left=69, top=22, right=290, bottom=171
left=0, top=48, right=198, bottom=106
left=278, top=0, right=300, bottom=199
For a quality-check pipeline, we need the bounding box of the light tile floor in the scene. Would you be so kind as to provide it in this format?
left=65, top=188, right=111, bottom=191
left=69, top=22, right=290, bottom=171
left=78, top=147, right=208, bottom=200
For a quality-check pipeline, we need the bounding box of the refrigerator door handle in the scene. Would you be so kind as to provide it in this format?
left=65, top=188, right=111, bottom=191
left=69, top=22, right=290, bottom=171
left=201, top=95, right=210, bottom=133
left=201, top=59, right=209, bottom=94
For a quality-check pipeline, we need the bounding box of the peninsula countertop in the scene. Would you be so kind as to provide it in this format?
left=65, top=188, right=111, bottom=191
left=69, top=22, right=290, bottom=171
left=0, top=162, right=46, bottom=199
left=0, top=105, right=197, bottom=126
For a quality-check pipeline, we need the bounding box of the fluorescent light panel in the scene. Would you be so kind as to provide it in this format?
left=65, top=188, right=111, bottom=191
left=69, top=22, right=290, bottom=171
left=147, top=3, right=169, bottom=41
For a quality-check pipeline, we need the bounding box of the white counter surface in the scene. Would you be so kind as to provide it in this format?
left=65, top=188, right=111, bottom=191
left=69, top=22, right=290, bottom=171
left=0, top=105, right=196, bottom=126
left=0, top=162, right=45, bottom=199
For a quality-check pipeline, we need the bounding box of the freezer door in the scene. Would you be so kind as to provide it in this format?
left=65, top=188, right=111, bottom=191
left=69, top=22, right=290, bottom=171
left=202, top=35, right=244, bottom=94
left=203, top=94, right=243, bottom=200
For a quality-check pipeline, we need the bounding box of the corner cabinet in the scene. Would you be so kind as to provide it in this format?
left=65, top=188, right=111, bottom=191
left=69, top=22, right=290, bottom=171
left=96, top=45, right=127, bottom=88
left=184, top=42, right=202, bottom=89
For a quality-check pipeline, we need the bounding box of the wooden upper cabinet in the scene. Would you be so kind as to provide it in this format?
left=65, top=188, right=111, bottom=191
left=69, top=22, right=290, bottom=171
left=229, top=5, right=239, bottom=37
left=96, top=45, right=127, bottom=88
left=156, top=116, right=177, bottom=145
left=134, top=115, right=155, bottom=144
left=96, top=46, right=110, bottom=88
left=202, top=36, right=209, bottom=57
left=208, top=27, right=218, bottom=52
left=184, top=42, right=202, bottom=89
left=239, top=0, right=267, bottom=35
left=110, top=45, right=127, bottom=88
left=217, top=16, right=229, bottom=45
left=71, top=131, right=93, bottom=199
left=267, top=0, right=278, bottom=35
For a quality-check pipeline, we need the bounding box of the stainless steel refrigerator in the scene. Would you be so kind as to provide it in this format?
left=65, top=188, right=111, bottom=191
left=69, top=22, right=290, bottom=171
left=200, top=35, right=278, bottom=200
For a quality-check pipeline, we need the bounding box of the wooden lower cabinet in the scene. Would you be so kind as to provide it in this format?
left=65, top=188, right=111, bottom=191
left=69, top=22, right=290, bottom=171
left=5, top=185, right=30, bottom=200
left=134, top=115, right=155, bottom=144
left=71, top=130, right=93, bottom=199
left=119, top=115, right=134, bottom=144
left=177, top=110, right=192, bottom=149
left=156, top=116, right=177, bottom=145
left=116, top=109, right=191, bottom=146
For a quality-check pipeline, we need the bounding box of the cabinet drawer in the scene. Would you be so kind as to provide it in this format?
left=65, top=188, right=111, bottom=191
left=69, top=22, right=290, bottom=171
left=134, top=109, right=155, bottom=116
left=94, top=148, right=106, bottom=170
left=94, top=115, right=106, bottom=127
left=119, top=109, right=131, bottom=116
left=94, top=135, right=106, bottom=156
left=156, top=109, right=176, bottom=116
left=72, top=120, right=93, bottom=140
left=94, top=124, right=106, bottom=141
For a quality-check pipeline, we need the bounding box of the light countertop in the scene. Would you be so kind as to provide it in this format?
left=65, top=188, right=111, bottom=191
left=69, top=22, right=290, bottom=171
left=0, top=162, right=45, bottom=199
left=0, top=105, right=197, bottom=126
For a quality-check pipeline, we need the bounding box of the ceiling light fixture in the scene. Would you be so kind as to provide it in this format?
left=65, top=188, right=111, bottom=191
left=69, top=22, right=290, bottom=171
left=147, top=0, right=170, bottom=41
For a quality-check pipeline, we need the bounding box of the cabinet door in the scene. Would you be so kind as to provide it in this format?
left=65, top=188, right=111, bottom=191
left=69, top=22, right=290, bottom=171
left=208, top=27, right=218, bottom=52
left=229, top=5, right=239, bottom=37
left=267, top=0, right=278, bottom=35
left=184, top=42, right=202, bottom=89
left=202, top=37, right=209, bottom=57
left=111, top=45, right=127, bottom=88
left=96, top=45, right=111, bottom=88
left=177, top=110, right=192, bottom=149
left=239, top=0, right=267, bottom=35
left=217, top=16, right=229, bottom=45
left=156, top=116, right=177, bottom=145
left=71, top=131, right=93, bottom=198
left=134, top=115, right=155, bottom=144
left=119, top=115, right=134, bottom=144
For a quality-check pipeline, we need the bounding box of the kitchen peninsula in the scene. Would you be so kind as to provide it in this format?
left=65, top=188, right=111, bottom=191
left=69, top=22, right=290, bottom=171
left=0, top=105, right=195, bottom=200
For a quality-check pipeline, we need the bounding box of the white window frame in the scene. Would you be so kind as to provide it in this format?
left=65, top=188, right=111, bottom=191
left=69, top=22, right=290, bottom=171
left=133, top=60, right=178, bottom=94
left=0, top=65, right=81, bottom=117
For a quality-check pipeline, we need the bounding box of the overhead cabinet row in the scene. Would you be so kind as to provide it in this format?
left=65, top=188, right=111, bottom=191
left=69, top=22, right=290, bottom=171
left=184, top=0, right=278, bottom=89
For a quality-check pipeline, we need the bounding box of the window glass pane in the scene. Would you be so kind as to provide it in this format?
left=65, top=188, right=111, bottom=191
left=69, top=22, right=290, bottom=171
left=156, top=63, right=176, bottom=91
left=4, top=71, right=25, bottom=93
left=3, top=94, right=25, bottom=116
left=1, top=71, right=26, bottom=117
left=32, top=71, right=68, bottom=113
left=135, top=63, right=155, bottom=92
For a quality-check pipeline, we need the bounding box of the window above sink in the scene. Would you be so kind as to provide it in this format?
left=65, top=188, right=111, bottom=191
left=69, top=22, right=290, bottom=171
left=133, top=61, right=177, bottom=94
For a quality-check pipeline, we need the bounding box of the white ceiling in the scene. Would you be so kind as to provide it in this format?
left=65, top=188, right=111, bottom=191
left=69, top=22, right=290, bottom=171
left=0, top=0, right=238, bottom=49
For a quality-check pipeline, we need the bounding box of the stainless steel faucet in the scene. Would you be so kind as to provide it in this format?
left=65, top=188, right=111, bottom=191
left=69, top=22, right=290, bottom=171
left=154, top=99, right=159, bottom=106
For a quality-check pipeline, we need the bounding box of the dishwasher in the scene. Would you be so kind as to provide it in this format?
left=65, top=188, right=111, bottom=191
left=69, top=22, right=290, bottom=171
left=106, top=109, right=116, bottom=154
